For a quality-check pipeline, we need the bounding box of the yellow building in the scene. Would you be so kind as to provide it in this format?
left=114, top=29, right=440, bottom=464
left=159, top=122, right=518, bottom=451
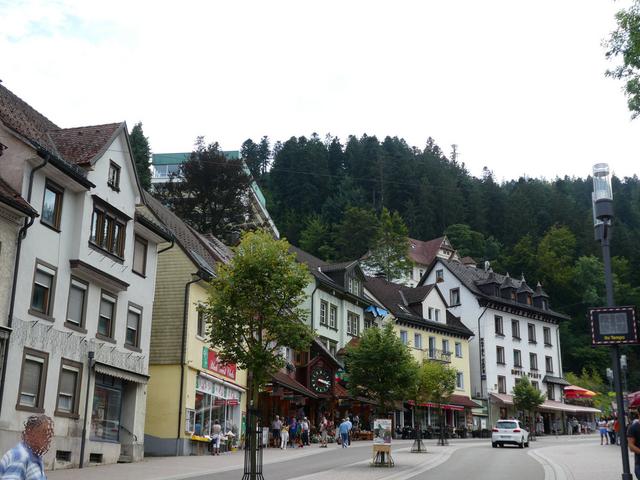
left=364, top=276, right=476, bottom=432
left=143, top=193, right=247, bottom=456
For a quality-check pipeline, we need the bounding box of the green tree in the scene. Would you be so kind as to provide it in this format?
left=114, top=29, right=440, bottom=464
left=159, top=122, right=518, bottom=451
left=201, top=230, right=315, bottom=479
left=364, top=208, right=412, bottom=282
left=512, top=377, right=545, bottom=440
left=299, top=215, right=334, bottom=260
left=605, top=0, right=640, bottom=118
left=418, top=361, right=456, bottom=446
left=345, top=323, right=418, bottom=416
left=333, top=206, right=378, bottom=260
left=241, top=138, right=261, bottom=179
left=156, top=138, right=252, bottom=241
left=128, top=122, right=152, bottom=190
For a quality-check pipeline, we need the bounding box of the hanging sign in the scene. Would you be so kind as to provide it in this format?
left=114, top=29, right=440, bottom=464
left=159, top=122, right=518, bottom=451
left=589, top=306, right=638, bottom=345
left=202, top=347, right=237, bottom=380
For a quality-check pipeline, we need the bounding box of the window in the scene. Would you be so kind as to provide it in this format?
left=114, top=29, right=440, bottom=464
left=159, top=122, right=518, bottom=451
left=30, top=261, right=56, bottom=318
left=414, top=333, right=422, bottom=349
left=98, top=292, right=117, bottom=339
left=400, top=330, right=408, bottom=345
left=90, top=203, right=127, bottom=259
left=456, top=372, right=464, bottom=389
left=91, top=374, right=122, bottom=442
left=513, top=349, right=522, bottom=367
left=547, top=383, right=555, bottom=400
left=497, top=375, right=507, bottom=394
left=41, top=180, right=63, bottom=230
left=66, top=277, right=88, bottom=329
left=56, top=359, right=82, bottom=417
left=494, top=315, right=504, bottom=335
left=133, top=236, right=147, bottom=276
left=450, top=288, right=460, bottom=306
left=328, top=340, right=337, bottom=357
left=543, top=326, right=552, bottom=346
left=442, top=339, right=450, bottom=354
left=436, top=269, right=444, bottom=281
left=419, top=269, right=424, bottom=279
left=126, top=304, right=142, bottom=348
left=319, top=300, right=328, bottom=326
left=428, top=307, right=434, bottom=320
left=532, top=381, right=539, bottom=390
left=528, top=323, right=537, bottom=343
left=17, top=348, right=48, bottom=411
left=511, top=319, right=520, bottom=339
left=329, top=304, right=337, bottom=329
left=545, top=356, right=553, bottom=373
left=496, top=346, right=505, bottom=364
left=455, top=342, right=463, bottom=358
left=197, top=310, right=206, bottom=338
left=434, top=309, right=440, bottom=322
left=348, top=276, right=361, bottom=296
left=347, top=312, right=360, bottom=336
left=530, top=353, right=538, bottom=370
left=428, top=337, right=436, bottom=358
left=108, top=161, right=121, bottom=190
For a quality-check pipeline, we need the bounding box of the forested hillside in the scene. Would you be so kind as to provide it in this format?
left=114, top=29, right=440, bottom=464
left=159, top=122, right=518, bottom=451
left=242, top=134, right=640, bottom=386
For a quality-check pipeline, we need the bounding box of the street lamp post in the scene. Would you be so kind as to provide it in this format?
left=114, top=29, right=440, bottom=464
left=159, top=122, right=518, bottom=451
left=79, top=340, right=95, bottom=469
left=592, top=163, right=632, bottom=480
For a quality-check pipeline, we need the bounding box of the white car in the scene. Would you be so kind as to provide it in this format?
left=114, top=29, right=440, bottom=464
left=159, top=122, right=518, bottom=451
left=491, top=419, right=529, bottom=448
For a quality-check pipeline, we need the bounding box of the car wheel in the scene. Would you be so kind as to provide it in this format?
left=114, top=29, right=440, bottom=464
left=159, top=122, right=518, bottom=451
left=519, top=438, right=524, bottom=448
left=492, top=442, right=497, bottom=448
left=525, top=439, right=529, bottom=448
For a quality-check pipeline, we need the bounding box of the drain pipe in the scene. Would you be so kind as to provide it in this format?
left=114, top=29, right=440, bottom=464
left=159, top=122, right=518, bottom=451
left=0, top=153, right=46, bottom=415
left=176, top=273, right=202, bottom=456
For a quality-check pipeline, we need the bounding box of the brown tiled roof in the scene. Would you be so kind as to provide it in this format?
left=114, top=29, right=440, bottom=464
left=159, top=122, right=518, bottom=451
left=449, top=394, right=481, bottom=408
left=408, top=237, right=445, bottom=265
left=272, top=371, right=318, bottom=399
left=49, top=123, right=122, bottom=165
left=143, top=191, right=228, bottom=274
left=0, top=177, right=37, bottom=216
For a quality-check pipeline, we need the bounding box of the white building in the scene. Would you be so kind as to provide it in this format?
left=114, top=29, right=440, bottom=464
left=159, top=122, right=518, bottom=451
left=401, top=236, right=459, bottom=286
left=421, top=257, right=596, bottom=432
left=0, top=84, right=171, bottom=469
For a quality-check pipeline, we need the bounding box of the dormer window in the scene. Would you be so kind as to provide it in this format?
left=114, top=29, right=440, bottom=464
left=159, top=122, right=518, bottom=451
left=348, top=276, right=361, bottom=296
left=108, top=161, right=121, bottom=191
left=526, top=295, right=532, bottom=305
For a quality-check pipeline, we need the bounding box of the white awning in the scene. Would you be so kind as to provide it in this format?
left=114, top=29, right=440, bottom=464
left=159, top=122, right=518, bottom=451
left=94, top=362, right=149, bottom=384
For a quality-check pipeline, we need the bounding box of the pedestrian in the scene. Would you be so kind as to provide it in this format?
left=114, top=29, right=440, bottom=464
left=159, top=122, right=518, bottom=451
left=210, top=419, right=222, bottom=455
left=345, top=416, right=353, bottom=446
left=598, top=418, right=609, bottom=445
left=319, top=415, right=328, bottom=448
left=627, top=412, right=640, bottom=479
left=608, top=418, right=617, bottom=446
left=289, top=417, right=298, bottom=448
left=0, top=414, right=54, bottom=480
left=272, top=415, right=282, bottom=448
left=280, top=424, right=289, bottom=450
left=615, top=418, right=621, bottom=445
left=338, top=418, right=351, bottom=448
left=301, top=417, right=310, bottom=446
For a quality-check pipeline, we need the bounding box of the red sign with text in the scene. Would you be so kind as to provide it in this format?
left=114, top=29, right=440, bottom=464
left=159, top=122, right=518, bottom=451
left=202, top=347, right=237, bottom=380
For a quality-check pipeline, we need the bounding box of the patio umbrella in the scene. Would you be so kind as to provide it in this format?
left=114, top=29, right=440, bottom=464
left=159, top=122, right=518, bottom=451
left=564, top=385, right=597, bottom=399
left=628, top=391, right=640, bottom=409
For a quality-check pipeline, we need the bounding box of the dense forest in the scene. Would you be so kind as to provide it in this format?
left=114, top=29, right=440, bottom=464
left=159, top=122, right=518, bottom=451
left=241, top=133, right=640, bottom=387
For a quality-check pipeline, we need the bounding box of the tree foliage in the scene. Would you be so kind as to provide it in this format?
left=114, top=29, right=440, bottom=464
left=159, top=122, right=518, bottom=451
left=363, top=208, right=412, bottom=282
left=156, top=137, right=252, bottom=241
left=128, top=122, right=152, bottom=191
left=512, top=377, right=545, bottom=433
left=345, top=323, right=418, bottom=415
left=416, top=361, right=456, bottom=406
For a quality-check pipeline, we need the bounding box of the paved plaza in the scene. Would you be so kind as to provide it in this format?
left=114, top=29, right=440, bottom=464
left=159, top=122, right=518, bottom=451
left=45, top=434, right=626, bottom=480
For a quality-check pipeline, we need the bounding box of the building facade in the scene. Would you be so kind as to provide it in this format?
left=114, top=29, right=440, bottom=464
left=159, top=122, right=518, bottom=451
left=402, top=236, right=459, bottom=287
left=143, top=193, right=247, bottom=456
left=0, top=84, right=171, bottom=468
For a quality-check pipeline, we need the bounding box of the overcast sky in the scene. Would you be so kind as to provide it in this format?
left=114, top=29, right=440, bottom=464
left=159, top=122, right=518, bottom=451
left=1, top=0, right=638, bottom=181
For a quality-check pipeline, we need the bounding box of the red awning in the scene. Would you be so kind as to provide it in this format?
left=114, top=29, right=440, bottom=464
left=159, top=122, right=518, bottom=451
left=408, top=400, right=464, bottom=411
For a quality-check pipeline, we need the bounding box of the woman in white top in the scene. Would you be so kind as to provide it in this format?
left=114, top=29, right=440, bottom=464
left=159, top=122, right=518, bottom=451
left=211, top=420, right=223, bottom=455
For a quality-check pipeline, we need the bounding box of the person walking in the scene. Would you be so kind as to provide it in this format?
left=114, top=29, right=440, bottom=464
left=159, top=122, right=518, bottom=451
left=598, top=418, right=609, bottom=445
left=289, top=417, right=298, bottom=448
left=627, top=412, right=640, bottom=479
left=338, top=418, right=351, bottom=448
left=345, top=416, right=353, bottom=446
left=301, top=417, right=310, bottom=446
left=608, top=418, right=617, bottom=446
left=280, top=424, right=290, bottom=450
left=210, top=419, right=222, bottom=455
left=319, top=415, right=328, bottom=448
left=0, top=414, right=54, bottom=480
left=272, top=415, right=282, bottom=448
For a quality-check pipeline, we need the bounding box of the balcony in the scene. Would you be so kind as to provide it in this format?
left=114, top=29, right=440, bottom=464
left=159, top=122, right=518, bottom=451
left=424, top=349, right=452, bottom=363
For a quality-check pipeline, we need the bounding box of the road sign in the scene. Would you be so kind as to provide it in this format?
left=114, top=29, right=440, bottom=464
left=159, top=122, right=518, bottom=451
left=589, top=306, right=638, bottom=345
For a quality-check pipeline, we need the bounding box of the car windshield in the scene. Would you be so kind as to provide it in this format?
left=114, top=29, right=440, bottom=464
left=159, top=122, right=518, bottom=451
left=496, top=421, right=518, bottom=429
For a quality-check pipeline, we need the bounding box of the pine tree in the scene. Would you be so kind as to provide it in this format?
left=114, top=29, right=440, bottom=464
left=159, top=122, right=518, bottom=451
left=128, top=122, right=152, bottom=190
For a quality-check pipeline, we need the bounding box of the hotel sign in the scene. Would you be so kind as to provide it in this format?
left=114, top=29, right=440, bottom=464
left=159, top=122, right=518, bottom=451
left=589, top=306, right=638, bottom=346
left=202, top=347, right=237, bottom=380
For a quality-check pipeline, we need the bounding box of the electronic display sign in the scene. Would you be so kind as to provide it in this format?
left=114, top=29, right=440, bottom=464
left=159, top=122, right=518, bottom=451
left=589, top=306, right=638, bottom=345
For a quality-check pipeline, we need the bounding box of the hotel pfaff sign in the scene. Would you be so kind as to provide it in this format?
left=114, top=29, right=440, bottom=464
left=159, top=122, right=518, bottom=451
left=589, top=306, right=638, bottom=346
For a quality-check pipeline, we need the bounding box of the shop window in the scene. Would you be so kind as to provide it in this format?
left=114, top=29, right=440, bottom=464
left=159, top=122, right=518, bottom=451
left=30, top=261, right=57, bottom=318
left=91, top=374, right=122, bottom=442
left=133, top=236, right=147, bottom=276
left=17, top=348, right=49, bottom=411
left=185, top=408, right=196, bottom=433
left=41, top=180, right=63, bottom=230
left=55, top=358, right=82, bottom=417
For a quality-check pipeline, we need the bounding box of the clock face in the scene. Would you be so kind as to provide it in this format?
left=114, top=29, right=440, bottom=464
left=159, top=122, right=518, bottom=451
left=310, top=366, right=331, bottom=393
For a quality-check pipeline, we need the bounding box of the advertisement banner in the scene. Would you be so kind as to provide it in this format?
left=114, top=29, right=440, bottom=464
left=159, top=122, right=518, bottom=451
left=202, top=347, right=237, bottom=380
left=373, top=419, right=392, bottom=445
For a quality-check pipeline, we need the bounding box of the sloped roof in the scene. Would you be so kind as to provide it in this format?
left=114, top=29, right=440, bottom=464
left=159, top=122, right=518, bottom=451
left=0, top=176, right=37, bottom=216
left=143, top=191, right=230, bottom=275
left=364, top=276, right=473, bottom=337
left=408, top=237, right=445, bottom=265
left=48, top=123, right=122, bottom=165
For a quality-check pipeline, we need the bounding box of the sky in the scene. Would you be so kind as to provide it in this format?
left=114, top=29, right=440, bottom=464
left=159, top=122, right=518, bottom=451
left=1, top=0, right=638, bottom=182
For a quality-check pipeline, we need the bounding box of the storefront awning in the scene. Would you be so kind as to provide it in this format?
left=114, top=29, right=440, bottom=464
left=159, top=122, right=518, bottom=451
left=94, top=362, right=149, bottom=384
left=449, top=394, right=481, bottom=408
left=543, top=375, right=571, bottom=386
left=408, top=400, right=464, bottom=411
left=271, top=371, right=318, bottom=399
left=490, top=393, right=600, bottom=414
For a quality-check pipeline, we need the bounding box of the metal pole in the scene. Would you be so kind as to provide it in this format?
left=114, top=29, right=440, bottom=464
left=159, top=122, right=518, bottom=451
left=601, top=230, right=632, bottom=480
left=79, top=350, right=94, bottom=468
